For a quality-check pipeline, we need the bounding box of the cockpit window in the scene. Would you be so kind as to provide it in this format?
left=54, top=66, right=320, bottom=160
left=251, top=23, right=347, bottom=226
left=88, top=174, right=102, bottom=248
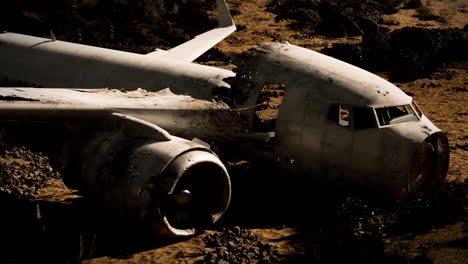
left=412, top=101, right=423, bottom=117
left=375, top=104, right=419, bottom=126
left=328, top=105, right=376, bottom=130
left=329, top=103, right=421, bottom=129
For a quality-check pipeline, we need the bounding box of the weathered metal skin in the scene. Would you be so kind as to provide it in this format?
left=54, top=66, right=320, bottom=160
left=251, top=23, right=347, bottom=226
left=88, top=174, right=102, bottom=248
left=0, top=33, right=234, bottom=100
left=60, top=123, right=231, bottom=238
left=0, top=88, right=243, bottom=139
left=232, top=42, right=449, bottom=200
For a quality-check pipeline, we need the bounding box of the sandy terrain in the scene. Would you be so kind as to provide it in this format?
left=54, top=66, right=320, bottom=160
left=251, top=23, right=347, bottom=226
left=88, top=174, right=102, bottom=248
left=383, top=0, right=467, bottom=29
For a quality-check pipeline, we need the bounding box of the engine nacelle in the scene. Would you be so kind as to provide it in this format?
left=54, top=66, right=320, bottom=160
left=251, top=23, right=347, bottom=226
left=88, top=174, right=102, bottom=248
left=60, top=131, right=231, bottom=238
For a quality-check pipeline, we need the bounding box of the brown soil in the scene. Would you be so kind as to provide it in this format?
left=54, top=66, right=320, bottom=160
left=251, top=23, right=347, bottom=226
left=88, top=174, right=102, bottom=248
left=382, top=0, right=467, bottom=30
left=210, top=0, right=362, bottom=56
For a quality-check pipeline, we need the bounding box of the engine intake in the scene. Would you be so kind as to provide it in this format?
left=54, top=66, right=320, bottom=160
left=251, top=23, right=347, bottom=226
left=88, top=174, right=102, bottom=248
left=60, top=131, right=231, bottom=238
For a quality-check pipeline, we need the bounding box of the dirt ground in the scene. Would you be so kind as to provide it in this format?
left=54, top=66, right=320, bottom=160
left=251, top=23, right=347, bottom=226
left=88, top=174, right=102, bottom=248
left=0, top=0, right=466, bottom=263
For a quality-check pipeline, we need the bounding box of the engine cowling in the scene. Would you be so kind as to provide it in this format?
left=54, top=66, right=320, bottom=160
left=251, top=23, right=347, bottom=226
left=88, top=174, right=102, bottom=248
left=60, top=131, right=231, bottom=238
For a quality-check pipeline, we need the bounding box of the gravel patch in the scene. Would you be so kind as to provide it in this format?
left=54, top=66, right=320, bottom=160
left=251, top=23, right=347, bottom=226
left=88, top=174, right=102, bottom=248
left=199, top=227, right=283, bottom=264
left=0, top=146, right=60, bottom=200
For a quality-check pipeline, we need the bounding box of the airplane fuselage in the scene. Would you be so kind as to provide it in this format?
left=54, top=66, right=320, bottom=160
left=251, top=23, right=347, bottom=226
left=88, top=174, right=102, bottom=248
left=0, top=33, right=234, bottom=100
left=231, top=42, right=449, bottom=199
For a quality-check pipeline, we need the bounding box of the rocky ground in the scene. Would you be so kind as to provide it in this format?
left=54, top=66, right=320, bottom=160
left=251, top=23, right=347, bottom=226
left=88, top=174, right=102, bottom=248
left=0, top=0, right=467, bottom=263
left=0, top=146, right=60, bottom=199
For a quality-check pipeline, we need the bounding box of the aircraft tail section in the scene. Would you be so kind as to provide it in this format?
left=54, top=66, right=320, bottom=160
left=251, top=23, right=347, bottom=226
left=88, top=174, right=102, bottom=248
left=146, top=0, right=235, bottom=62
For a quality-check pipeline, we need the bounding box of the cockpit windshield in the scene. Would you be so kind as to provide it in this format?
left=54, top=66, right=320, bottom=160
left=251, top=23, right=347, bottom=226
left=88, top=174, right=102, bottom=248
left=329, top=101, right=423, bottom=129
left=375, top=103, right=420, bottom=126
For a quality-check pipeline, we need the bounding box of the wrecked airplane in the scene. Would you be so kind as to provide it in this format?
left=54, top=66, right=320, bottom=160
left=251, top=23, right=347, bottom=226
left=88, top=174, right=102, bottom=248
left=0, top=0, right=449, bottom=237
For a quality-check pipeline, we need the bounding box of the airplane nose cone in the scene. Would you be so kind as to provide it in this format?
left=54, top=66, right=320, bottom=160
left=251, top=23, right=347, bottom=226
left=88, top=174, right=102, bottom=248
left=407, top=132, right=449, bottom=195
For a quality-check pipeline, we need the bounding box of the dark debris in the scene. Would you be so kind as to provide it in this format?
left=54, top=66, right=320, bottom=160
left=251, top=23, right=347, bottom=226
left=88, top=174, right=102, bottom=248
left=199, top=227, right=283, bottom=264
left=0, top=146, right=60, bottom=200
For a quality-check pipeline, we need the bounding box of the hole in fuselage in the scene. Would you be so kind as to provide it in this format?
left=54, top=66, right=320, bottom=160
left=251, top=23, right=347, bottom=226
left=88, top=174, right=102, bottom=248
left=253, top=83, right=287, bottom=132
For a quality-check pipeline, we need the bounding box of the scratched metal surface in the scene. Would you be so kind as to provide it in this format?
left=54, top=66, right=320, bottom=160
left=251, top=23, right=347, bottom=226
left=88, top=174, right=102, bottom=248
left=0, top=87, right=243, bottom=139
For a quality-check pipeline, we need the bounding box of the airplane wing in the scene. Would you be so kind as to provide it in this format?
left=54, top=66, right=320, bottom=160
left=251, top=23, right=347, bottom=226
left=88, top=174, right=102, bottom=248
left=0, top=87, right=243, bottom=138
left=146, top=0, right=236, bottom=62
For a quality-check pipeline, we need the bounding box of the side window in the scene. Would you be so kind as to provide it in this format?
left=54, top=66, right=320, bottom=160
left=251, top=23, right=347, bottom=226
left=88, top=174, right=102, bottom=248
left=339, top=105, right=350, bottom=127
left=328, top=104, right=350, bottom=128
